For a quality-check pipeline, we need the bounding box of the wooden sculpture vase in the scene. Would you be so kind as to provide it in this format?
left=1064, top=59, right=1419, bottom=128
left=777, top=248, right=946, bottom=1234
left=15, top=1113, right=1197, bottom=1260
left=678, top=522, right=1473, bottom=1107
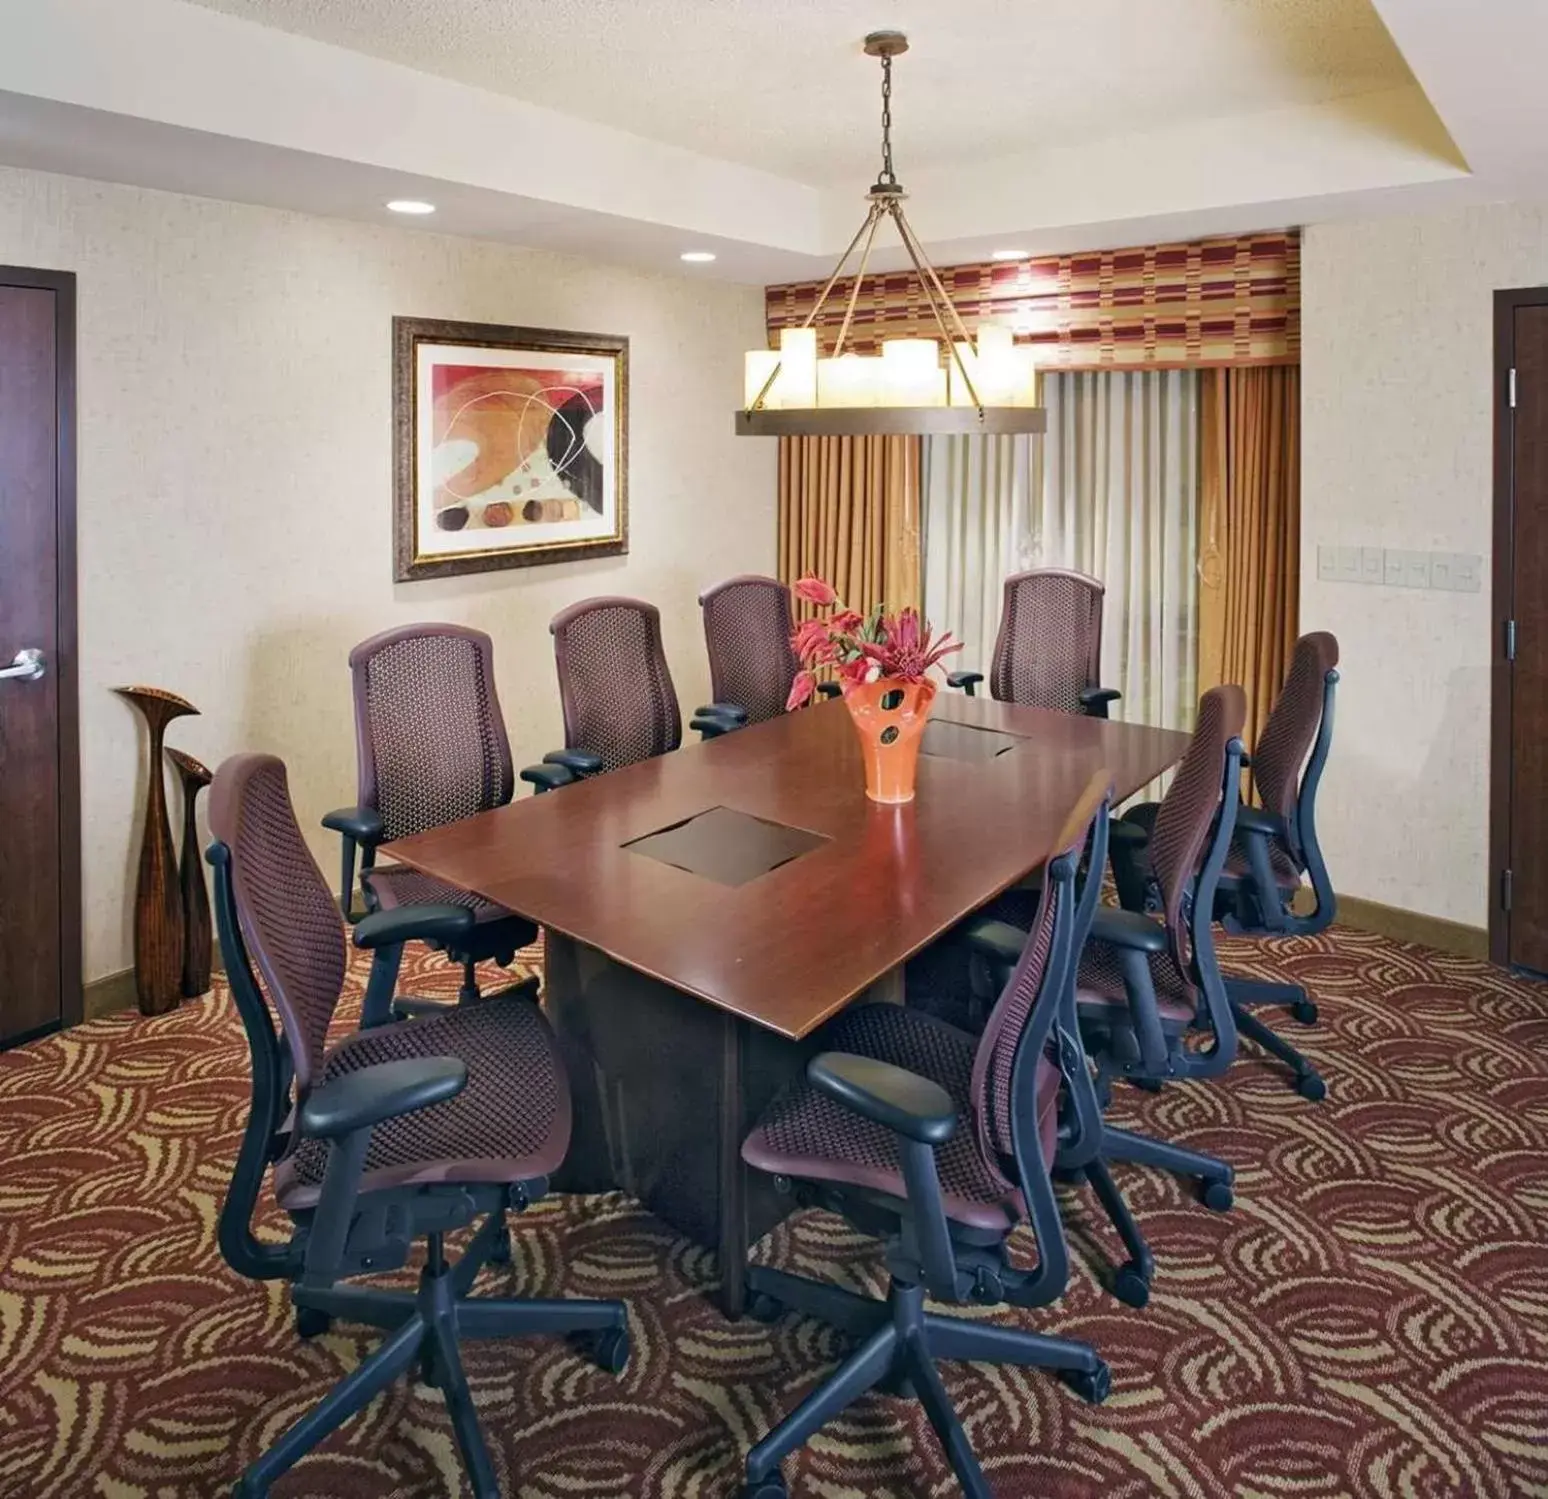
left=115, top=686, right=199, bottom=1015
left=842, top=676, right=937, bottom=804
left=166, top=747, right=214, bottom=998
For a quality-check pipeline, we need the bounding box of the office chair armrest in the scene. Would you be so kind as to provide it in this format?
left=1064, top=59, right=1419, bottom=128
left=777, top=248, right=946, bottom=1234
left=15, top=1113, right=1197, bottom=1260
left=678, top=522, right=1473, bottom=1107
left=299, top=1056, right=467, bottom=1141
left=946, top=670, right=983, bottom=696
left=1089, top=906, right=1168, bottom=953
left=1078, top=686, right=1121, bottom=718
left=690, top=708, right=746, bottom=739
left=695, top=701, right=750, bottom=724
left=322, top=805, right=385, bottom=847
left=808, top=1052, right=957, bottom=1146
left=353, top=903, right=476, bottom=950
left=1109, top=819, right=1151, bottom=851
left=543, top=748, right=605, bottom=777
left=961, top=917, right=1027, bottom=971
left=816, top=681, right=843, bottom=699
left=519, top=762, right=575, bottom=793
left=1234, top=805, right=1285, bottom=840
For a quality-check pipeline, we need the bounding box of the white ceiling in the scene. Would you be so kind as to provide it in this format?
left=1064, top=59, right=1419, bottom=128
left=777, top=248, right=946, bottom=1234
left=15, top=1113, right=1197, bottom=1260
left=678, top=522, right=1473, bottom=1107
left=180, top=0, right=1416, bottom=186
left=0, top=0, right=1543, bottom=283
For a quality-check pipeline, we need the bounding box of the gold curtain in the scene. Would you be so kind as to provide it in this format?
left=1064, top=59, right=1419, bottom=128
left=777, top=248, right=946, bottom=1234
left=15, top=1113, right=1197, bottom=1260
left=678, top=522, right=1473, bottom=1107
left=1197, top=365, right=1301, bottom=753
left=777, top=435, right=922, bottom=618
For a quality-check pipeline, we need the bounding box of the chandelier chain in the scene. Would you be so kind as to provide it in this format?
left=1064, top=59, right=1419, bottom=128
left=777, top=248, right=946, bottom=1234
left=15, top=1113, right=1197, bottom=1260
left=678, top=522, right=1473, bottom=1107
left=878, top=51, right=896, bottom=187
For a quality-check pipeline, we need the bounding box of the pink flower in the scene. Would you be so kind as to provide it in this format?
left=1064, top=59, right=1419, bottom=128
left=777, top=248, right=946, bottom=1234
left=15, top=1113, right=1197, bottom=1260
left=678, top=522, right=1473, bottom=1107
left=793, top=576, right=839, bottom=607
left=785, top=670, right=817, bottom=711
left=829, top=609, right=864, bottom=636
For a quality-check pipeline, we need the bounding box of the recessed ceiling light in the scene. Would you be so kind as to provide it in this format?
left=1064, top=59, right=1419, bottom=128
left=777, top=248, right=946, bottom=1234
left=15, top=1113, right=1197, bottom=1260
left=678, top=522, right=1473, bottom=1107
left=991, top=248, right=1029, bottom=261
left=680, top=250, right=717, bottom=263
left=386, top=199, right=436, bottom=215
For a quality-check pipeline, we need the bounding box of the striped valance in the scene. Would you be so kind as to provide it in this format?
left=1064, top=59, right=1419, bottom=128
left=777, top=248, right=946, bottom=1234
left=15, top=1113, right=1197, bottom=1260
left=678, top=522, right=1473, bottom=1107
left=764, top=231, right=1299, bottom=369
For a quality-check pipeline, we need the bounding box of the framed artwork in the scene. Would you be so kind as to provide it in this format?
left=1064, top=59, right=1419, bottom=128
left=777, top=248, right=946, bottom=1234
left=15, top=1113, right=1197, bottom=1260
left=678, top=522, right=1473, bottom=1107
left=393, top=316, right=628, bottom=581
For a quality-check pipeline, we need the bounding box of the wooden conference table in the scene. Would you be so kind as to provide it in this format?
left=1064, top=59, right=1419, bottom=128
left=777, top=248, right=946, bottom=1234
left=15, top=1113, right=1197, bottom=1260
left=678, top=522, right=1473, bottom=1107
left=388, top=694, right=1190, bottom=1316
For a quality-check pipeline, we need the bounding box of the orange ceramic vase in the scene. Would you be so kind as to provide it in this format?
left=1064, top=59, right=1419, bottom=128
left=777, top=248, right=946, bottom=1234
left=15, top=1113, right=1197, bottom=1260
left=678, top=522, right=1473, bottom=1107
left=842, top=675, right=937, bottom=803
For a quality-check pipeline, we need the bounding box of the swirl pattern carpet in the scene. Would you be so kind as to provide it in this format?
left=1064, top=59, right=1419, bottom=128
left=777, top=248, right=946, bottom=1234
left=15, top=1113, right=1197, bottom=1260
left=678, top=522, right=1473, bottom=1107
left=1, top=925, right=1546, bottom=1498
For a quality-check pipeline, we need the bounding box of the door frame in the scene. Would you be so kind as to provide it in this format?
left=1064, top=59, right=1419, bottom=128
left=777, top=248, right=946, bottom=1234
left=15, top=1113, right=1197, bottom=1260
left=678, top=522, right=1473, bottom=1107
left=1, top=266, right=80, bottom=1032
left=1489, top=286, right=1548, bottom=967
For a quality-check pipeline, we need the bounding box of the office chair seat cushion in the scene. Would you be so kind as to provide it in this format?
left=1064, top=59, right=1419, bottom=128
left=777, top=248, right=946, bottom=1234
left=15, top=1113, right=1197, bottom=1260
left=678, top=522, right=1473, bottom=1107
left=1075, top=941, right=1196, bottom=1029
left=741, top=1004, right=1059, bottom=1233
left=1222, top=830, right=1302, bottom=889
left=364, top=866, right=519, bottom=929
left=274, top=991, right=570, bottom=1210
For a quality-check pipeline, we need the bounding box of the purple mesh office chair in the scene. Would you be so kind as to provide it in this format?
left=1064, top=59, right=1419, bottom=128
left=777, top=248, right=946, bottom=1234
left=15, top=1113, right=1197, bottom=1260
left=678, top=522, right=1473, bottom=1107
left=698, top=574, right=840, bottom=723
left=948, top=567, right=1121, bottom=717
left=1111, top=633, right=1341, bottom=1100
left=965, top=685, right=1246, bottom=1310
left=735, top=775, right=1114, bottom=1499
left=210, top=753, right=627, bottom=1499
left=323, top=624, right=558, bottom=1006
left=537, top=596, right=745, bottom=782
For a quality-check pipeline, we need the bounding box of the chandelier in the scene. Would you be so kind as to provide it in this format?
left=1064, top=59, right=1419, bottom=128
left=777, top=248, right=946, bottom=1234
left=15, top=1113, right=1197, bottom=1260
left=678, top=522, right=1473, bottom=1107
left=737, top=32, right=1046, bottom=438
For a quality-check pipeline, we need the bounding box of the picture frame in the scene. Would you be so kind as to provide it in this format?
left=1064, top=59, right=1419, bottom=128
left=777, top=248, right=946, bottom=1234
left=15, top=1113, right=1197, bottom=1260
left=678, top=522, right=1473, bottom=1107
left=393, top=316, right=629, bottom=581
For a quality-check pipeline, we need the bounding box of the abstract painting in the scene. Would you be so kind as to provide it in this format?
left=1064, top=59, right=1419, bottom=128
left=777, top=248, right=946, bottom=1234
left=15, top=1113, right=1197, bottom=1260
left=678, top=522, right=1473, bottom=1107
left=393, top=317, right=628, bottom=580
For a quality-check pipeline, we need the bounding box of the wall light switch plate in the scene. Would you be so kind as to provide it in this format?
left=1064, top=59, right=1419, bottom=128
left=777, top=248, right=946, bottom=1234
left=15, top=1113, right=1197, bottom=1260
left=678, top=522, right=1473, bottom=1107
left=1403, top=550, right=1432, bottom=589
left=1454, top=553, right=1482, bottom=593
left=1359, top=546, right=1384, bottom=584
left=1383, top=548, right=1406, bottom=587
left=1430, top=552, right=1455, bottom=590
left=1317, top=544, right=1338, bottom=582
left=1336, top=545, right=1361, bottom=582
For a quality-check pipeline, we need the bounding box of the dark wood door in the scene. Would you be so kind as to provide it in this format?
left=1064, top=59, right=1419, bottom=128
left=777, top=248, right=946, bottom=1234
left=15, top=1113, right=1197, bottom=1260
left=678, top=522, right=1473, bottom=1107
left=0, top=269, right=78, bottom=1046
left=1496, top=294, right=1548, bottom=973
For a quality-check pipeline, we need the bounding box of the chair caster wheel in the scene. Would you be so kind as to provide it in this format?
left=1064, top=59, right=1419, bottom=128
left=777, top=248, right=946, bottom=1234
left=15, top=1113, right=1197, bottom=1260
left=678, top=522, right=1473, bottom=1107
left=487, top=1225, right=512, bottom=1267
left=1061, top=1360, right=1111, bottom=1404
left=1297, top=1072, right=1327, bottom=1102
left=1202, top=1180, right=1234, bottom=1213
left=571, top=1325, right=630, bottom=1375
left=1291, top=998, right=1318, bottom=1025
left=740, top=1475, right=788, bottom=1499
left=745, top=1291, right=784, bottom=1324
left=1111, top=1262, right=1150, bottom=1309
left=294, top=1307, right=332, bottom=1340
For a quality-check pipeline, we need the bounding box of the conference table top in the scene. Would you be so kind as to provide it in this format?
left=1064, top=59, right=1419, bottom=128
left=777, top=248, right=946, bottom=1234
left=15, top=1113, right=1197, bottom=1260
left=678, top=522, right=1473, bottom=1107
left=386, top=694, right=1191, bottom=1041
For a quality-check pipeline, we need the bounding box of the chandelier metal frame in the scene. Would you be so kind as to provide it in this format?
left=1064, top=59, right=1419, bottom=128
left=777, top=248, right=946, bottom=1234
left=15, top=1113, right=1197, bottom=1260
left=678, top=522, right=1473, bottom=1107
left=735, top=32, right=1047, bottom=438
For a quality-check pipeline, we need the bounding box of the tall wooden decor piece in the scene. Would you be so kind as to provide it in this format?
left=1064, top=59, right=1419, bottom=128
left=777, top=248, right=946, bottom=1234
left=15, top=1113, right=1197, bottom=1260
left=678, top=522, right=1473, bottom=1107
left=166, top=748, right=213, bottom=998
left=114, top=686, right=199, bottom=1016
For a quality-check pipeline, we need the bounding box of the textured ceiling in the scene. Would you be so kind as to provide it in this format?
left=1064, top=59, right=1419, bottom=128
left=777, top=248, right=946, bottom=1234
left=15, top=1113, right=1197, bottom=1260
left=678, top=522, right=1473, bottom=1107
left=181, top=0, right=1415, bottom=186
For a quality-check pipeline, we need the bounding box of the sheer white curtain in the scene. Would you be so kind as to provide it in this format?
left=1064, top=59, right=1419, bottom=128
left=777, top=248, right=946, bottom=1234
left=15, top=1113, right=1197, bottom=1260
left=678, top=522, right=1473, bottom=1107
left=923, top=369, right=1200, bottom=733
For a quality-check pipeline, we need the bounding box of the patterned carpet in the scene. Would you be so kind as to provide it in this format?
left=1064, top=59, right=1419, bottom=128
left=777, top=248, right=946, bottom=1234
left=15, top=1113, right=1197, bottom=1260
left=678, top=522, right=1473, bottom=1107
left=2, top=925, right=1546, bottom=1498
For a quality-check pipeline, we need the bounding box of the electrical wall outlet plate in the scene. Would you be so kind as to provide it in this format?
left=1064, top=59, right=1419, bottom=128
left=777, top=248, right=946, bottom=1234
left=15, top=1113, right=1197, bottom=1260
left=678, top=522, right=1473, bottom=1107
left=1453, top=553, right=1482, bottom=593
left=1430, top=553, right=1455, bottom=590
left=1383, top=548, right=1406, bottom=587
left=1336, top=545, right=1361, bottom=582
left=1317, top=544, right=1338, bottom=582
left=1359, top=546, right=1384, bottom=584
left=1403, top=550, right=1433, bottom=589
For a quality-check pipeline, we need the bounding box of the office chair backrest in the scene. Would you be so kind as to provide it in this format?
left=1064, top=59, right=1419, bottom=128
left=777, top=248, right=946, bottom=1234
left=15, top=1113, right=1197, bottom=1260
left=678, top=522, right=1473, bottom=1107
left=699, top=574, right=800, bottom=724
left=210, top=753, right=345, bottom=1094
left=989, top=568, right=1105, bottom=713
left=551, top=596, right=683, bottom=771
left=1150, top=684, right=1247, bottom=979
left=1252, top=631, right=1340, bottom=867
left=349, top=624, right=513, bottom=843
left=971, top=771, right=1110, bottom=1177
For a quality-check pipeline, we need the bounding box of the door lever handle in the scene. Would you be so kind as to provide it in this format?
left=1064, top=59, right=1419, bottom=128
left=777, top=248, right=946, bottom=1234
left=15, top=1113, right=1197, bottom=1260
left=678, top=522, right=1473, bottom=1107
left=0, top=648, right=46, bottom=682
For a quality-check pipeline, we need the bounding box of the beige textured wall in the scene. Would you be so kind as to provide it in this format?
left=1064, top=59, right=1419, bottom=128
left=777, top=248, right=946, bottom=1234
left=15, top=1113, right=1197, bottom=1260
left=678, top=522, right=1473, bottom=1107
left=1301, top=203, right=1548, bottom=928
left=0, top=166, right=776, bottom=981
